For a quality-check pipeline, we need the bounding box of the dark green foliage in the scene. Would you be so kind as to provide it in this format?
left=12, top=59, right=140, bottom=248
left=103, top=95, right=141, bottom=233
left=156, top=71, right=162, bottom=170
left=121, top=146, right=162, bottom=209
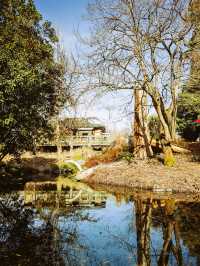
left=187, top=0, right=200, bottom=93
left=177, top=93, right=200, bottom=140
left=177, top=1, right=200, bottom=140
left=0, top=0, right=65, bottom=160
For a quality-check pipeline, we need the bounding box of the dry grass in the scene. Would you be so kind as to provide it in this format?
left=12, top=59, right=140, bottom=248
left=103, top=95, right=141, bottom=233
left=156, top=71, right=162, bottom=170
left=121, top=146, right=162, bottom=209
left=84, top=137, right=126, bottom=168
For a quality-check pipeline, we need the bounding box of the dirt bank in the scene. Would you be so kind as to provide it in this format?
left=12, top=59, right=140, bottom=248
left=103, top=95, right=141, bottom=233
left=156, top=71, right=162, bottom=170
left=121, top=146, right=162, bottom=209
left=84, top=156, right=200, bottom=193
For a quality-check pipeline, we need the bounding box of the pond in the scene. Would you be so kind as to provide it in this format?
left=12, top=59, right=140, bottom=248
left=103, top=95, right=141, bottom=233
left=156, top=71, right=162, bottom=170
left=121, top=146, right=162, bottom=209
left=0, top=177, right=200, bottom=266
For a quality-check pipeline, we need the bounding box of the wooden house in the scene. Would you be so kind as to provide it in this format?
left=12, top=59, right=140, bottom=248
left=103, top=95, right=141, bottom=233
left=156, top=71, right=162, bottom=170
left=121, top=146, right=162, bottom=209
left=62, top=117, right=106, bottom=137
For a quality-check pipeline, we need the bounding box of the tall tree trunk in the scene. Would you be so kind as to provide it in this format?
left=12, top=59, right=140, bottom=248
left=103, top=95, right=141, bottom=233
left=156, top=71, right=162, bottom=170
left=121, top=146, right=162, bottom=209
left=133, top=89, right=153, bottom=159
left=152, top=98, right=172, bottom=142
left=152, top=97, right=176, bottom=166
left=169, top=106, right=177, bottom=141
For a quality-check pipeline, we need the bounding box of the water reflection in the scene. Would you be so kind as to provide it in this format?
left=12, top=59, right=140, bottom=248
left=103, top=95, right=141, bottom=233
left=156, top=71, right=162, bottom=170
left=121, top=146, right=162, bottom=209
left=0, top=193, right=66, bottom=265
left=24, top=177, right=107, bottom=208
left=0, top=179, right=200, bottom=265
left=134, top=198, right=184, bottom=266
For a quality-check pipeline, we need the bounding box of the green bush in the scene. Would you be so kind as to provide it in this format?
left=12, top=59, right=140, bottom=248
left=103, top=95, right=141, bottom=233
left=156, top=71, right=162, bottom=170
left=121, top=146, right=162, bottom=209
left=117, top=152, right=134, bottom=164
left=177, top=92, right=200, bottom=140
left=58, top=162, right=79, bottom=177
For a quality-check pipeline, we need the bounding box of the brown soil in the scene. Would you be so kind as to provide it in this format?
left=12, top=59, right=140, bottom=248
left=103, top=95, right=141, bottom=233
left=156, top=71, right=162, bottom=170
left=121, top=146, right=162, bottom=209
left=84, top=155, right=200, bottom=193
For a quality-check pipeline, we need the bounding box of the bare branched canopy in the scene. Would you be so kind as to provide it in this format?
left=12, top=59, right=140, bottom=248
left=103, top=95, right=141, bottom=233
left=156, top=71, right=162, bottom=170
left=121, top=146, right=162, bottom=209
left=82, top=0, right=192, bottom=144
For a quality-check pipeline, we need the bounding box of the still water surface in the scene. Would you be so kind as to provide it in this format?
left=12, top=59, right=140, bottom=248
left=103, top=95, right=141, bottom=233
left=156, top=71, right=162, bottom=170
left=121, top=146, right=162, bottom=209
left=0, top=177, right=200, bottom=266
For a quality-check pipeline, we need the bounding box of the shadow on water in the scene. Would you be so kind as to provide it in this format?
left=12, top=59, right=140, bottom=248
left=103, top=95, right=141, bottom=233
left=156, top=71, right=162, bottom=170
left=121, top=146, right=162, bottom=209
left=0, top=177, right=200, bottom=265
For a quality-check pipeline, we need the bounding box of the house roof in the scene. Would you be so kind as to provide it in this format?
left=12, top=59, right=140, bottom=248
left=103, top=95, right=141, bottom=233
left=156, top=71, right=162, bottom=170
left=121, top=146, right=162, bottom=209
left=62, top=118, right=105, bottom=130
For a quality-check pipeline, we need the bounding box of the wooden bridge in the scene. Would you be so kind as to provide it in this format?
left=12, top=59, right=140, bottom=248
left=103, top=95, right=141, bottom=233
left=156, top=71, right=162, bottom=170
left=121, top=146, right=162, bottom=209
left=39, top=133, right=112, bottom=150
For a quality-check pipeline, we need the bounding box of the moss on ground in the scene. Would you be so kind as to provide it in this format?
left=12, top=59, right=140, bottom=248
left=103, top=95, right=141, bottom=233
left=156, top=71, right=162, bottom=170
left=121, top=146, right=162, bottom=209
left=163, top=147, right=176, bottom=167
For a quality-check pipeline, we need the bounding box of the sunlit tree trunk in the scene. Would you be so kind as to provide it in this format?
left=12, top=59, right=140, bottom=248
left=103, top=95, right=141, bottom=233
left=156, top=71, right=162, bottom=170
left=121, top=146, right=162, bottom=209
left=133, top=89, right=153, bottom=159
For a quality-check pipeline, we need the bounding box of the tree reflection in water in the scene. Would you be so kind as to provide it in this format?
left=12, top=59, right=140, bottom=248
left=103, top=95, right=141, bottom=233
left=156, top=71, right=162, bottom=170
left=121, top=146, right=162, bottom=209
left=135, top=199, right=152, bottom=266
left=134, top=197, right=200, bottom=266
left=178, top=202, right=200, bottom=266
left=157, top=200, right=183, bottom=266
left=0, top=193, right=66, bottom=265
left=0, top=193, right=98, bottom=266
left=1, top=186, right=200, bottom=266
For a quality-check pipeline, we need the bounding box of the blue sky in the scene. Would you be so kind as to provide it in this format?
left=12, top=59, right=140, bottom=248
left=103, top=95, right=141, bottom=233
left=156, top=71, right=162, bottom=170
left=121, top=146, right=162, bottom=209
left=35, top=0, right=89, bottom=52
left=34, top=0, right=132, bottom=132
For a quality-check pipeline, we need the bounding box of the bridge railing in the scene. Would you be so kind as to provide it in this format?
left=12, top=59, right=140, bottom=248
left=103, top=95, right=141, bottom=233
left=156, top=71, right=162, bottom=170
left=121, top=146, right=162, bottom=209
left=63, top=133, right=112, bottom=146
left=40, top=133, right=112, bottom=147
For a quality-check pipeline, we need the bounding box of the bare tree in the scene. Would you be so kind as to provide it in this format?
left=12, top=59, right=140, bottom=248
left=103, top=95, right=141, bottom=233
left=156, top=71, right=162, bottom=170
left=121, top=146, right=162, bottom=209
left=80, top=0, right=192, bottom=159
left=52, top=44, right=80, bottom=159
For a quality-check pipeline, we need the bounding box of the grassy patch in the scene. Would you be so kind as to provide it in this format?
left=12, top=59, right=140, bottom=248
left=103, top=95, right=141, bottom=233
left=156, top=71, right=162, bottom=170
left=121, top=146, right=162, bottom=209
left=71, top=147, right=99, bottom=161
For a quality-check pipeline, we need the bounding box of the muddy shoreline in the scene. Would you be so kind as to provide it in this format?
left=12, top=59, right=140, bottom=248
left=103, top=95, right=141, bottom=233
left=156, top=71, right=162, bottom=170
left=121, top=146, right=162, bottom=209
left=84, top=157, right=200, bottom=193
